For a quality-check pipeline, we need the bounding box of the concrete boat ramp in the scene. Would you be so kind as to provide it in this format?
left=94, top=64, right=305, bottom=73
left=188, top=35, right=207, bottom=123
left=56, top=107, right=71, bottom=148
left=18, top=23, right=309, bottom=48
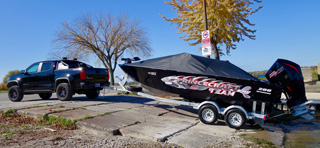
left=1, top=92, right=247, bottom=147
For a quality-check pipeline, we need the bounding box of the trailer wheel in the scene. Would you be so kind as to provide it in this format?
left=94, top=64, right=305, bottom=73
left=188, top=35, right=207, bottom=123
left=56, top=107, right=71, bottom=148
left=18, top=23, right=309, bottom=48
left=198, top=104, right=218, bottom=124
left=224, top=109, right=247, bottom=129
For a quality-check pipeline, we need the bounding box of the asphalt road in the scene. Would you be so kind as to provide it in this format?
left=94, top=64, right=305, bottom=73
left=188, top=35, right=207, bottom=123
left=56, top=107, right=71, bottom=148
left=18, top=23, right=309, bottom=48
left=0, top=92, right=102, bottom=111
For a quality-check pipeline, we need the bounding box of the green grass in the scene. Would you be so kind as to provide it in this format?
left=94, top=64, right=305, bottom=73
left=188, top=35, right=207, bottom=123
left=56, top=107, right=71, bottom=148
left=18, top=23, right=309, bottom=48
left=0, top=90, right=8, bottom=93
left=117, top=91, right=138, bottom=96
left=4, top=130, right=18, bottom=140
left=240, top=134, right=276, bottom=148
left=5, top=109, right=15, bottom=117
left=80, top=115, right=94, bottom=120
left=312, top=69, right=319, bottom=81
left=258, top=77, right=268, bottom=80
left=42, top=115, right=76, bottom=129
left=72, top=107, right=86, bottom=110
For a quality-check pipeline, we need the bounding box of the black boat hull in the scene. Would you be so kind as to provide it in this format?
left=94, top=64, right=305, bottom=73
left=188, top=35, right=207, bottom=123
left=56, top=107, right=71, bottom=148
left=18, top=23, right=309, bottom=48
left=120, top=65, right=282, bottom=112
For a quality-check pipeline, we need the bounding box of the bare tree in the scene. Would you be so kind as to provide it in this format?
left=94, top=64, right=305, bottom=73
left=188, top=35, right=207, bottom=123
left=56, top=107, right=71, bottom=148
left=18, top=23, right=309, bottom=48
left=53, top=13, right=152, bottom=85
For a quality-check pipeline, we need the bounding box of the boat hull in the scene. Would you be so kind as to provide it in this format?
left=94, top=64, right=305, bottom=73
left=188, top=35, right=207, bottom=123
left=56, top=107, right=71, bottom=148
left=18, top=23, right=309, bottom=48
left=120, top=65, right=282, bottom=112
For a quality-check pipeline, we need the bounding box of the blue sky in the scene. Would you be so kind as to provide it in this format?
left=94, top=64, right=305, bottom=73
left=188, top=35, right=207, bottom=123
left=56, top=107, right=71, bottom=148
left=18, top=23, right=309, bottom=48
left=0, top=0, right=320, bottom=83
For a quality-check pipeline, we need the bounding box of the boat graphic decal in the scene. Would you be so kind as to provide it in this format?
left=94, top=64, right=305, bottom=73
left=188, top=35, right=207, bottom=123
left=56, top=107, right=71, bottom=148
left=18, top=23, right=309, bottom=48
left=161, top=76, right=252, bottom=99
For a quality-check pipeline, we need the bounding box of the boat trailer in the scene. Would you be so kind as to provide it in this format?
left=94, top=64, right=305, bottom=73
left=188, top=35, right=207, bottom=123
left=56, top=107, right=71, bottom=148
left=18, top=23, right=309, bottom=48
left=103, top=76, right=319, bottom=129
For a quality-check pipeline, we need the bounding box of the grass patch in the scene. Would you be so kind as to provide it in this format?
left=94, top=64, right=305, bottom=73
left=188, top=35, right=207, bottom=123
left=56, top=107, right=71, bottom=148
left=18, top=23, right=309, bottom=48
left=57, top=105, right=65, bottom=108
left=80, top=115, right=94, bottom=120
left=312, top=69, right=319, bottom=81
left=240, top=134, right=276, bottom=148
left=72, top=107, right=86, bottom=110
left=0, top=90, right=8, bottom=93
left=5, top=109, right=16, bottom=117
left=117, top=91, right=138, bottom=96
left=1, top=111, right=40, bottom=140
left=258, top=77, right=268, bottom=80
left=42, top=115, right=76, bottom=130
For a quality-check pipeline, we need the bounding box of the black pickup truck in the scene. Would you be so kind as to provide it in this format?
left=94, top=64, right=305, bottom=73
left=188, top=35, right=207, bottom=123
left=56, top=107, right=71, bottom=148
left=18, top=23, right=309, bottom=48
left=6, top=58, right=109, bottom=101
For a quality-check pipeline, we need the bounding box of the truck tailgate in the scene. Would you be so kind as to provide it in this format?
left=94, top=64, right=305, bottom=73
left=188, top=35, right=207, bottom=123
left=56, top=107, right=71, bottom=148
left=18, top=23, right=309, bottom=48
left=84, top=68, right=109, bottom=83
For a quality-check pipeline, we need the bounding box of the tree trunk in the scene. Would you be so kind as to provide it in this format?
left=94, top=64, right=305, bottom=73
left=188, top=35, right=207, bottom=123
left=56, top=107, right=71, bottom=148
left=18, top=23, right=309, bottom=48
left=109, top=69, right=115, bottom=86
left=213, top=43, right=220, bottom=60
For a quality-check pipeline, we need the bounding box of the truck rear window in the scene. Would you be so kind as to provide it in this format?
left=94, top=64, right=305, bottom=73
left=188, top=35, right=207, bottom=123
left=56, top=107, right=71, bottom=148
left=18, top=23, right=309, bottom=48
left=57, top=61, right=93, bottom=70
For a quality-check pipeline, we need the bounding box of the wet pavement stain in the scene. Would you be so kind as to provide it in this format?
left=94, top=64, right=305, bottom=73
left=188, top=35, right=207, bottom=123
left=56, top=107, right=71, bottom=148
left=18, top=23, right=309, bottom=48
left=281, top=109, right=320, bottom=147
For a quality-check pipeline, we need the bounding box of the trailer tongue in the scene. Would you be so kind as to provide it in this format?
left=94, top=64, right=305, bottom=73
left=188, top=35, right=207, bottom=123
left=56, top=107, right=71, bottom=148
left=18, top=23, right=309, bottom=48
left=117, top=53, right=314, bottom=129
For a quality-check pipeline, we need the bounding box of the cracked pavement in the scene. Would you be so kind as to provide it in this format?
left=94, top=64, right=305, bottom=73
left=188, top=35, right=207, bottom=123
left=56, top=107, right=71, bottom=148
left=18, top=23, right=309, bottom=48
left=0, top=90, right=244, bottom=147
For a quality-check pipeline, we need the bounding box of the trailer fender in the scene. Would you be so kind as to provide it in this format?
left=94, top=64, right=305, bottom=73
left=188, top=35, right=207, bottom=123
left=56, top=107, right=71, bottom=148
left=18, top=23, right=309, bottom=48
left=197, top=101, right=221, bottom=114
left=222, top=105, right=251, bottom=120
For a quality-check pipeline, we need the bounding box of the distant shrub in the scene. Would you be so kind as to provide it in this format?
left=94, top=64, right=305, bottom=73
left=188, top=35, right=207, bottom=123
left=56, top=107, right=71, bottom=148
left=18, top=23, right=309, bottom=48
left=312, top=70, right=319, bottom=81
left=2, top=70, right=20, bottom=84
left=0, top=83, right=7, bottom=90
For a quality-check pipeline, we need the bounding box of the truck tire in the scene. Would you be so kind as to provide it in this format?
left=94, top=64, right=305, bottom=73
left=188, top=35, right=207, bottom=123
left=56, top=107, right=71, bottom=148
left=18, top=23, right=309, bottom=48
left=198, top=104, right=218, bottom=125
left=8, top=85, right=24, bottom=102
left=39, top=93, right=52, bottom=100
left=85, top=90, right=100, bottom=99
left=127, top=86, right=142, bottom=92
left=224, top=109, right=247, bottom=129
left=56, top=83, right=73, bottom=101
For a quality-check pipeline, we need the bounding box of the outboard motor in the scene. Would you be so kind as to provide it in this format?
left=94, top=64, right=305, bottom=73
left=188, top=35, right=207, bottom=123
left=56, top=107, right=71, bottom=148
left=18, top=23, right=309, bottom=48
left=266, top=59, right=307, bottom=108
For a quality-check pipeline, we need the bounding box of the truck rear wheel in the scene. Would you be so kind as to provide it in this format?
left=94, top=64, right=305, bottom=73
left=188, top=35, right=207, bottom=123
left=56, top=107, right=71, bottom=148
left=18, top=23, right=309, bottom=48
left=224, top=109, right=247, bottom=129
left=39, top=93, right=52, bottom=100
left=56, top=83, right=73, bottom=101
left=8, top=86, right=24, bottom=102
left=86, top=90, right=100, bottom=99
left=198, top=104, right=218, bottom=124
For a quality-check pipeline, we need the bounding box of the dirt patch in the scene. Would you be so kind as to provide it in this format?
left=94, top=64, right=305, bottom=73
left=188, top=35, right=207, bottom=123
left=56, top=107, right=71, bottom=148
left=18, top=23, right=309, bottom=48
left=0, top=110, right=181, bottom=148
left=1, top=128, right=182, bottom=148
left=0, top=110, right=258, bottom=148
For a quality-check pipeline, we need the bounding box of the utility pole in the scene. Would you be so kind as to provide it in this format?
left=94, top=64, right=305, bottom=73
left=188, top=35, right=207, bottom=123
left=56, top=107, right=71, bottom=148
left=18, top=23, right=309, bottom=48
left=203, top=0, right=210, bottom=58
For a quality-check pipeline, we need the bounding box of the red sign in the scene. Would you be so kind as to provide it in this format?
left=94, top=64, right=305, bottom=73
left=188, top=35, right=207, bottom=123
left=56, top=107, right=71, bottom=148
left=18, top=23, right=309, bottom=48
left=202, top=30, right=210, bottom=44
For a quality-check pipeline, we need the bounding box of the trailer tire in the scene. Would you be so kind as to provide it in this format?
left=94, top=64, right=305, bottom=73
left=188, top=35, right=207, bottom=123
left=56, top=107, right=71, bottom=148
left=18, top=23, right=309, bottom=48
left=198, top=104, right=218, bottom=124
left=224, top=109, right=247, bottom=129
left=127, top=86, right=142, bottom=92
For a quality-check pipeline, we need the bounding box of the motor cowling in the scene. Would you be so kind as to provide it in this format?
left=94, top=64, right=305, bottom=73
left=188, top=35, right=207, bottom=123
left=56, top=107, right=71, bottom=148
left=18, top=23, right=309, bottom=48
left=266, top=59, right=307, bottom=108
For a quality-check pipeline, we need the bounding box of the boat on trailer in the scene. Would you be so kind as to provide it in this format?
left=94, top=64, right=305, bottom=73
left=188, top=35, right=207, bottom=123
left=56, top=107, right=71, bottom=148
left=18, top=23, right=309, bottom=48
left=118, top=53, right=314, bottom=129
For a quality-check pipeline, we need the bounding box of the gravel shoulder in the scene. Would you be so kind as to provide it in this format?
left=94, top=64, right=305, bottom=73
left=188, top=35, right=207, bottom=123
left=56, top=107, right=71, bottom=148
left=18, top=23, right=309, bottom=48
left=1, top=127, right=250, bottom=148
left=0, top=125, right=182, bottom=148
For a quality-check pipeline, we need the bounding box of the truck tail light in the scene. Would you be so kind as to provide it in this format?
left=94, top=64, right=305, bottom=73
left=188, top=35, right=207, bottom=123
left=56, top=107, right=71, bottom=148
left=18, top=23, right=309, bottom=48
left=107, top=70, right=110, bottom=80
left=80, top=70, right=86, bottom=80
